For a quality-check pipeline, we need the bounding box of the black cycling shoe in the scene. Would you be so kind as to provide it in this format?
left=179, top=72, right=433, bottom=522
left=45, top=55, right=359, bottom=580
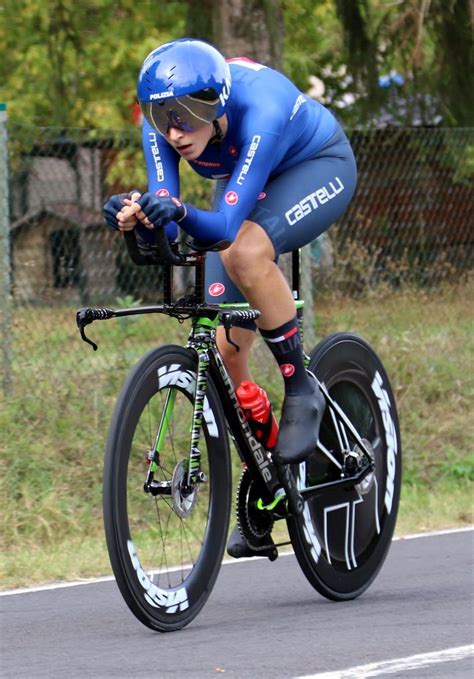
left=226, top=524, right=278, bottom=561
left=273, top=377, right=326, bottom=464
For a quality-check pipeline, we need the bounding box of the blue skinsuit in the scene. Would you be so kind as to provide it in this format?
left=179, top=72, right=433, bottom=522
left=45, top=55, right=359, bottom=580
left=142, top=58, right=357, bottom=303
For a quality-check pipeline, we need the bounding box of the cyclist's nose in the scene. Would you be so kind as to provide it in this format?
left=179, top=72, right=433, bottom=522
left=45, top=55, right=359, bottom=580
left=167, top=126, right=184, bottom=142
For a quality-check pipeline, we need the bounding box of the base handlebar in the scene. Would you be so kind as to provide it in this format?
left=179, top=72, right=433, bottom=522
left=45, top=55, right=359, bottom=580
left=124, top=229, right=187, bottom=266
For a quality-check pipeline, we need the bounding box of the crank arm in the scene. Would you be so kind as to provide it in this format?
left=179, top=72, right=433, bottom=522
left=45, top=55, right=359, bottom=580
left=273, top=461, right=304, bottom=516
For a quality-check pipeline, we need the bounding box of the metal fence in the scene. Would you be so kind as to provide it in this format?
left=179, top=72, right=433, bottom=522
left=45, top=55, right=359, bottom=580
left=1, top=120, right=473, bottom=393
left=334, top=127, right=473, bottom=292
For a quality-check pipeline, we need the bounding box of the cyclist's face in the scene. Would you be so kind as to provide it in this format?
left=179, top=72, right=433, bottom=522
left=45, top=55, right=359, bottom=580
left=166, top=122, right=214, bottom=160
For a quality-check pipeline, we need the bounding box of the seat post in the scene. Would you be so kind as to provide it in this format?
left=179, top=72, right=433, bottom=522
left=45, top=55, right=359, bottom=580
left=292, top=249, right=305, bottom=343
left=194, top=256, right=205, bottom=304
left=292, top=249, right=301, bottom=301
left=163, top=265, right=173, bottom=305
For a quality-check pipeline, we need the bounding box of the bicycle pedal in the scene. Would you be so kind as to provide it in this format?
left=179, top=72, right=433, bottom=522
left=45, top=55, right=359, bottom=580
left=228, top=543, right=278, bottom=561
left=227, top=525, right=278, bottom=561
left=249, top=542, right=279, bottom=561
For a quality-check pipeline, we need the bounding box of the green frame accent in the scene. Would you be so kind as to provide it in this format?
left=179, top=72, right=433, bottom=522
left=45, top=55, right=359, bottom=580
left=193, top=315, right=219, bottom=330
left=150, top=388, right=177, bottom=473
left=256, top=488, right=286, bottom=511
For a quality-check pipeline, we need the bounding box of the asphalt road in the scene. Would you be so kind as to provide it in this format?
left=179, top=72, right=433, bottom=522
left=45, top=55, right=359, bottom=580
left=1, top=529, right=473, bottom=678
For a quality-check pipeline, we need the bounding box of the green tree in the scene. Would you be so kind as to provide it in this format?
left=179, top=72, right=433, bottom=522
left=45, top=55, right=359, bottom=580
left=2, top=0, right=472, bottom=129
left=0, top=0, right=186, bottom=128
left=1, top=0, right=288, bottom=129
left=184, top=0, right=284, bottom=68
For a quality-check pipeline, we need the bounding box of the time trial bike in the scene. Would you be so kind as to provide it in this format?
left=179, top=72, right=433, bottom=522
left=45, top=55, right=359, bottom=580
left=76, top=227, right=402, bottom=632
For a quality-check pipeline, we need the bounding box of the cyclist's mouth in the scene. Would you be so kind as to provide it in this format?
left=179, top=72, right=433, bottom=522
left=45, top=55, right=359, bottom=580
left=177, top=144, right=193, bottom=156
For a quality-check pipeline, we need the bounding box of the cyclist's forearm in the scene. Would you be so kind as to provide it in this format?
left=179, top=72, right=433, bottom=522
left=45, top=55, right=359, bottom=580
left=179, top=204, right=232, bottom=243
left=142, top=119, right=180, bottom=197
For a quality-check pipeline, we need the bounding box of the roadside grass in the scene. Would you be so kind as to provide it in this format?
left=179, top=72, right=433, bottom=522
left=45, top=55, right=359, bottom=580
left=3, top=479, right=471, bottom=591
left=1, top=282, right=472, bottom=589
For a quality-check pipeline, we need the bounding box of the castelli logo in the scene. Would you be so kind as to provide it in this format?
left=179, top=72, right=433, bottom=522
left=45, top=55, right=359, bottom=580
left=225, top=191, right=239, bottom=205
left=208, top=282, right=226, bottom=297
left=228, top=145, right=238, bottom=157
left=171, top=197, right=182, bottom=207
left=281, top=364, right=295, bottom=377
left=156, top=188, right=169, bottom=197
left=258, top=192, right=266, bottom=200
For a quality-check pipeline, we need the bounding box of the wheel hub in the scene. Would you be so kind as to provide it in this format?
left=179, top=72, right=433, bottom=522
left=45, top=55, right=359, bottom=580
left=354, top=438, right=376, bottom=495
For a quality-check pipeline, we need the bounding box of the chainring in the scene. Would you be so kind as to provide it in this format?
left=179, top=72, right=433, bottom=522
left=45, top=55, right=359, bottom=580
left=236, top=468, right=274, bottom=549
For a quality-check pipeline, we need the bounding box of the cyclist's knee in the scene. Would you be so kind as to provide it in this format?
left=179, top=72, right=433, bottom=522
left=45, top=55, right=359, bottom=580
left=221, top=220, right=274, bottom=289
left=221, top=247, right=254, bottom=288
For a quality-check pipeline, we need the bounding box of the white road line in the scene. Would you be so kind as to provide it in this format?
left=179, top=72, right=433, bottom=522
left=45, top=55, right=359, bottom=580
left=1, top=525, right=472, bottom=597
left=295, top=644, right=474, bottom=678
left=0, top=574, right=117, bottom=595
left=393, top=525, right=474, bottom=541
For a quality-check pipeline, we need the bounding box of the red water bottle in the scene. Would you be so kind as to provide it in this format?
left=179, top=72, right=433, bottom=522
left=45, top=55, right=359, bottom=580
left=236, top=380, right=279, bottom=450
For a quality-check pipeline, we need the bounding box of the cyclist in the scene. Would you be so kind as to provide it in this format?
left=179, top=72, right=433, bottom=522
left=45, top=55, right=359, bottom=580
left=104, top=38, right=357, bottom=556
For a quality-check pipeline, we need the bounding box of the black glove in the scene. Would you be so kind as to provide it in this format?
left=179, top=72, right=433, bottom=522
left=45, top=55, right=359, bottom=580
left=103, top=190, right=140, bottom=230
left=137, top=192, right=186, bottom=228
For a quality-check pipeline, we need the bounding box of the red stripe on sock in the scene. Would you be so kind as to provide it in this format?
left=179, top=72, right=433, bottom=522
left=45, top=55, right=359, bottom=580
left=283, top=326, right=298, bottom=340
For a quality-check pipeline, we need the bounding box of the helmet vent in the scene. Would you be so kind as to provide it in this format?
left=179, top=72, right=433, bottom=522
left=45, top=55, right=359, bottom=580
left=167, top=65, right=176, bottom=89
left=143, top=72, right=152, bottom=92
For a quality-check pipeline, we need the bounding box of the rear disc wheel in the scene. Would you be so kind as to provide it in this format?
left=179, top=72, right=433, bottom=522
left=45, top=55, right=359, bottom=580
left=287, top=333, right=402, bottom=600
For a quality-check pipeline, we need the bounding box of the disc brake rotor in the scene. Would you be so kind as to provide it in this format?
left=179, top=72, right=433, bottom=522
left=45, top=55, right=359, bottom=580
left=171, top=460, right=198, bottom=518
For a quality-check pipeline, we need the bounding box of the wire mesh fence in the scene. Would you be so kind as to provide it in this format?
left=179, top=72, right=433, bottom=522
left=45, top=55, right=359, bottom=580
left=328, top=127, right=474, bottom=293
left=1, top=122, right=473, bottom=394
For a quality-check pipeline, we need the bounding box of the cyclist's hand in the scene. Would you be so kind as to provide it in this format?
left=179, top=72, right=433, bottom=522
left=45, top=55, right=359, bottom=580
left=103, top=191, right=141, bottom=231
left=136, top=192, right=186, bottom=229
left=117, top=192, right=143, bottom=230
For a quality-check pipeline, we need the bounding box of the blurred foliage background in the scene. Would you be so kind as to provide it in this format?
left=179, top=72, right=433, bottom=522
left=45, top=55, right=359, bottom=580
left=2, top=0, right=471, bottom=223
left=1, top=0, right=472, bottom=130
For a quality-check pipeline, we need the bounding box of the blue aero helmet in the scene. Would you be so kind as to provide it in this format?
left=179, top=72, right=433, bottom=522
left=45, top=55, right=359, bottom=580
left=137, top=38, right=231, bottom=136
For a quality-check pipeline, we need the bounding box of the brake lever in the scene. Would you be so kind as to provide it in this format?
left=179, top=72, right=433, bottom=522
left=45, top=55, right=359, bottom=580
left=79, top=327, right=98, bottom=351
left=221, top=313, right=240, bottom=352
left=76, top=308, right=99, bottom=351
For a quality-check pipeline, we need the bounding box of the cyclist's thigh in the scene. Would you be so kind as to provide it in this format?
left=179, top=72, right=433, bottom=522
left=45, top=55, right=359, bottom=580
left=205, top=250, right=247, bottom=304
left=247, top=126, right=357, bottom=255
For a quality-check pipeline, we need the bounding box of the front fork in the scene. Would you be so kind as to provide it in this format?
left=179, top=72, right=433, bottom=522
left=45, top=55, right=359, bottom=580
left=143, top=388, right=177, bottom=494
left=144, top=335, right=212, bottom=496
left=186, top=341, right=211, bottom=487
